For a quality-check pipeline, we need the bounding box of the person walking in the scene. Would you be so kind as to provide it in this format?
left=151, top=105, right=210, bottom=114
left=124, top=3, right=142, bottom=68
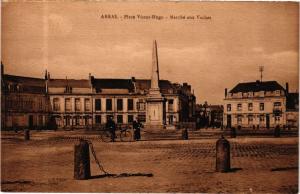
left=133, top=119, right=142, bottom=141
left=106, top=117, right=116, bottom=142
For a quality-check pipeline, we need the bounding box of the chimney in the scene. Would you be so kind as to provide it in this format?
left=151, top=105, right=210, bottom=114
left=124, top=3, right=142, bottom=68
left=225, top=88, right=228, bottom=97
left=286, top=82, right=289, bottom=94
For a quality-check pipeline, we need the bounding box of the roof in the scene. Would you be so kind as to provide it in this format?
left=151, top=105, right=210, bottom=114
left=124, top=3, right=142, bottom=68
left=92, top=79, right=134, bottom=91
left=135, top=79, right=174, bottom=90
left=48, top=79, right=91, bottom=88
left=229, top=81, right=285, bottom=93
left=3, top=74, right=45, bottom=86
left=2, top=74, right=46, bottom=93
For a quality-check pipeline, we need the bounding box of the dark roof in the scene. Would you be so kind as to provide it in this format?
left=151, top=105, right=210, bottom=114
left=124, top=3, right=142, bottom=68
left=3, top=74, right=45, bottom=86
left=92, top=79, right=134, bottom=91
left=2, top=74, right=46, bottom=93
left=48, top=79, right=90, bottom=88
left=286, top=93, right=299, bottom=110
left=135, top=79, right=173, bottom=90
left=229, top=81, right=285, bottom=93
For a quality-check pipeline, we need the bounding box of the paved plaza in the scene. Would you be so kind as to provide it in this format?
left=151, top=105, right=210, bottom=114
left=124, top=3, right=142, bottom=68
left=1, top=130, right=298, bottom=193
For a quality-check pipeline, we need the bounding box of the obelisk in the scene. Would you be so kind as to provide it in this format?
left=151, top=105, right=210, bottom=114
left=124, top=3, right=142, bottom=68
left=145, top=40, right=165, bottom=130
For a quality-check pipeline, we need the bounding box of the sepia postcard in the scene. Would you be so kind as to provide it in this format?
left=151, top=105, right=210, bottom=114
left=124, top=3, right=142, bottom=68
left=1, top=1, right=299, bottom=193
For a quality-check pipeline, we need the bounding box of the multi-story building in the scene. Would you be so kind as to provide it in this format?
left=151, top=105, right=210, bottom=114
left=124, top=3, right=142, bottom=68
left=1, top=71, right=50, bottom=130
left=46, top=74, right=195, bottom=129
left=223, top=80, right=287, bottom=129
left=1, top=41, right=196, bottom=130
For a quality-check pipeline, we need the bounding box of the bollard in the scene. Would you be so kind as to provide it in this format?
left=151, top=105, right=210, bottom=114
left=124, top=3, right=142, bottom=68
left=182, top=128, right=188, bottom=140
left=74, top=139, right=91, bottom=180
left=24, top=129, right=30, bottom=141
left=274, top=125, right=281, bottom=138
left=216, top=135, right=230, bottom=172
left=230, top=127, right=236, bottom=138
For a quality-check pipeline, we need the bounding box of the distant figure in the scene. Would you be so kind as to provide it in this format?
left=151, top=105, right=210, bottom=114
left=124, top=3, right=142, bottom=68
left=133, top=119, right=143, bottom=141
left=106, top=117, right=116, bottom=142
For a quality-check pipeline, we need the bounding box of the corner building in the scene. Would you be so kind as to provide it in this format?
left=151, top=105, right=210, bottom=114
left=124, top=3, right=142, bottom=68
left=223, top=81, right=287, bottom=129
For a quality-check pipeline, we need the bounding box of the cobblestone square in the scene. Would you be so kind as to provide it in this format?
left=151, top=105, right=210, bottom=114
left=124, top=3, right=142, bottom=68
left=1, top=131, right=298, bottom=193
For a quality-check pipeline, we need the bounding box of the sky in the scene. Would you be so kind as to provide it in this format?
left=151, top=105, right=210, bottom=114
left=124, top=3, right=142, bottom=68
left=1, top=1, right=299, bottom=104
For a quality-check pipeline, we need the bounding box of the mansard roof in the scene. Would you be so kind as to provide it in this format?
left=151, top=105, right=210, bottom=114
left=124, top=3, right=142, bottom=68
left=229, top=81, right=285, bottom=93
left=48, top=79, right=91, bottom=88
left=3, top=74, right=44, bottom=86
left=135, top=79, right=173, bottom=90
left=92, top=79, right=134, bottom=91
left=2, top=74, right=46, bottom=93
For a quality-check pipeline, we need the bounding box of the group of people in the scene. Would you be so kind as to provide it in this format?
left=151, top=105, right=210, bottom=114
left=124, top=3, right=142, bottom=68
left=105, top=117, right=143, bottom=142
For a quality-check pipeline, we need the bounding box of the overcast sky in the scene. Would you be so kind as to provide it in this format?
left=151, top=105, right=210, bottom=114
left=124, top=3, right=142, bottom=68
left=2, top=1, right=299, bottom=104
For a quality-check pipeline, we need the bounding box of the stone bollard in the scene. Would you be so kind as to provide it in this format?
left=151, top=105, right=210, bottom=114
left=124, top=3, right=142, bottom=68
left=74, top=139, right=91, bottom=180
left=216, top=135, right=230, bottom=172
left=24, top=129, right=30, bottom=141
left=182, top=128, right=188, bottom=140
left=230, top=127, right=236, bottom=138
left=274, top=125, right=281, bottom=138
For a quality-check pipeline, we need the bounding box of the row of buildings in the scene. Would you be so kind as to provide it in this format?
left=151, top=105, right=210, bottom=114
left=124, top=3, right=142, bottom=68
left=1, top=40, right=298, bottom=130
left=1, top=41, right=196, bottom=130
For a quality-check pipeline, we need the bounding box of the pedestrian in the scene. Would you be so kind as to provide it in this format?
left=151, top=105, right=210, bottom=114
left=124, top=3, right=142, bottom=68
left=133, top=119, right=142, bottom=141
left=106, top=117, right=116, bottom=142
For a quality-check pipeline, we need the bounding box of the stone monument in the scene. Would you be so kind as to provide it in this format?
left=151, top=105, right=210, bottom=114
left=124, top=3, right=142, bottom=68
left=145, top=40, right=166, bottom=130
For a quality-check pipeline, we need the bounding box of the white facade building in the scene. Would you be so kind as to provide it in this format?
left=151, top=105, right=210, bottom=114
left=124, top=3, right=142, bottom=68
left=223, top=81, right=287, bottom=128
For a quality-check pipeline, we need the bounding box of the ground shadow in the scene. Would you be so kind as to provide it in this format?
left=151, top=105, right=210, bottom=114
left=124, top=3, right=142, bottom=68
left=271, top=166, right=298, bottom=171
left=228, top=167, right=243, bottom=173
left=90, top=172, right=153, bottom=179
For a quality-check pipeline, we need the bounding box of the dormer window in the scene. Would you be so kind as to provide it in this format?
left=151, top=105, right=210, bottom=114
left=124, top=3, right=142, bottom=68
left=64, top=86, right=72, bottom=93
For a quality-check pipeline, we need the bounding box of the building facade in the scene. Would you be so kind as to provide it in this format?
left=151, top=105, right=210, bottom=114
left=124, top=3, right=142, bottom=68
left=223, top=81, right=287, bottom=129
left=1, top=41, right=196, bottom=130
left=1, top=74, right=50, bottom=130
left=46, top=74, right=195, bottom=129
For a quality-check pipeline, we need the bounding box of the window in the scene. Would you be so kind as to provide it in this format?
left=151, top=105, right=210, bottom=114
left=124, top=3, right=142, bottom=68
left=137, top=99, right=145, bottom=111
left=38, top=115, right=43, bottom=125
left=84, top=98, right=91, bottom=111
left=75, top=98, right=81, bottom=111
left=227, top=104, right=231, bottom=112
left=274, top=102, right=281, bottom=107
left=117, top=99, right=123, bottom=111
left=275, top=116, right=280, bottom=123
left=65, top=98, right=71, bottom=112
left=95, top=115, right=101, bottom=124
left=117, top=115, right=123, bottom=124
left=106, top=99, right=112, bottom=111
left=168, top=99, right=174, bottom=112
left=248, top=103, right=253, bottom=111
left=128, top=115, right=134, bottom=123
left=106, top=115, right=113, bottom=123
left=237, top=104, right=242, bottom=111
left=138, top=114, right=146, bottom=122
left=259, top=115, right=265, bottom=122
left=95, top=99, right=101, bottom=111
left=259, top=103, right=264, bottom=111
left=237, top=115, right=242, bottom=124
left=75, top=116, right=80, bottom=125
left=248, top=115, right=253, bottom=124
left=64, top=86, right=72, bottom=93
left=53, top=98, right=60, bottom=111
left=127, top=99, right=134, bottom=111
